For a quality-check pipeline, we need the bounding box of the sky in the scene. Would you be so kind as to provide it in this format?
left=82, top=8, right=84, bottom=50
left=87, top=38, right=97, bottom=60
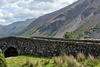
left=0, top=0, right=77, bottom=25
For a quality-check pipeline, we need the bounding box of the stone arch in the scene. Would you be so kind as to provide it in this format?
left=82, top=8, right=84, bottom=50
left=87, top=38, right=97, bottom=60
left=4, top=47, right=18, bottom=58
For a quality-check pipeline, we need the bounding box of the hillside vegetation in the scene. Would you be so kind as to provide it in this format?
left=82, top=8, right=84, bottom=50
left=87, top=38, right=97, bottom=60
left=74, top=21, right=100, bottom=39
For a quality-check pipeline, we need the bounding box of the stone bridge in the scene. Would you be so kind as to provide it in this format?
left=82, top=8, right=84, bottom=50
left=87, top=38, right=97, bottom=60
left=0, top=36, right=100, bottom=57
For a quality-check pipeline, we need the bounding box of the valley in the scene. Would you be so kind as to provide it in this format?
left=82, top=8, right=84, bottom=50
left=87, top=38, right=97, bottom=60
left=0, top=0, right=100, bottom=67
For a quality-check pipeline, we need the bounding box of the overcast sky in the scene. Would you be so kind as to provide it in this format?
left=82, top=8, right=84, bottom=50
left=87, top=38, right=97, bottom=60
left=0, top=0, right=77, bottom=25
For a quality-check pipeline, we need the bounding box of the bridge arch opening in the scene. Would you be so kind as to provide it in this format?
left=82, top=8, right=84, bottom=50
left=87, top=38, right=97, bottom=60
left=4, top=47, right=18, bottom=58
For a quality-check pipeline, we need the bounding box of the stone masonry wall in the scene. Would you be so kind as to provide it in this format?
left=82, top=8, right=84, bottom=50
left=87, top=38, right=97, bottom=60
left=0, top=36, right=100, bottom=57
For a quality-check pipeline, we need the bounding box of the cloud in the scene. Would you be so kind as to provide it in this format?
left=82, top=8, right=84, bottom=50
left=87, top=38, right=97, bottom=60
left=0, top=19, right=5, bottom=22
left=0, top=0, right=77, bottom=25
left=0, top=19, right=10, bottom=25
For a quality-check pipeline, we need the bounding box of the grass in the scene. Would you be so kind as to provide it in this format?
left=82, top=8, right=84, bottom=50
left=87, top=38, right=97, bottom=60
left=6, top=54, right=100, bottom=67
left=0, top=49, right=7, bottom=67
left=77, top=53, right=86, bottom=62
left=6, top=54, right=54, bottom=67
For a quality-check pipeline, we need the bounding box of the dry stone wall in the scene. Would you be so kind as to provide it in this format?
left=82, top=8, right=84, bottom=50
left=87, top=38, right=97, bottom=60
left=0, top=36, right=100, bottom=57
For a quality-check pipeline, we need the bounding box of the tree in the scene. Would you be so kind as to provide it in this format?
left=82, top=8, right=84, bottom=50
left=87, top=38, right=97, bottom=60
left=0, top=49, right=7, bottom=67
left=63, top=32, right=74, bottom=39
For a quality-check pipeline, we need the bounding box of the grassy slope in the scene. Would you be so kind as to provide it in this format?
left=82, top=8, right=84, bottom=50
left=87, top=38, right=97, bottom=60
left=6, top=54, right=100, bottom=67
left=6, top=55, right=54, bottom=67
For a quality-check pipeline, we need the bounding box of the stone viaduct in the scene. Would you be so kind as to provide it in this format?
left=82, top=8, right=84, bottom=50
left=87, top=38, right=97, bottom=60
left=0, top=36, right=100, bottom=57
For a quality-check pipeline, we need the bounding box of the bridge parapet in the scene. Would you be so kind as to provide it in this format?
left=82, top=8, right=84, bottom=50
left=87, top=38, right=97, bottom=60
left=0, top=36, right=100, bottom=57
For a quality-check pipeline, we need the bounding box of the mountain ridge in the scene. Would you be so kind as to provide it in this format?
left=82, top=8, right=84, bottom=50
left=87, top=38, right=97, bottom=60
left=16, top=0, right=100, bottom=39
left=0, top=18, right=35, bottom=38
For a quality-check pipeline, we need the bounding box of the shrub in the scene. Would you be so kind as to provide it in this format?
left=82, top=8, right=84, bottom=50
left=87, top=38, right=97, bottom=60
left=44, top=60, right=50, bottom=65
left=87, top=54, right=94, bottom=61
left=77, top=53, right=86, bottom=62
left=54, top=56, right=64, bottom=67
left=69, top=55, right=75, bottom=59
left=95, top=63, right=100, bottom=67
left=63, top=32, right=75, bottom=39
left=33, top=60, right=42, bottom=67
left=60, top=52, right=67, bottom=63
left=25, top=59, right=42, bottom=67
left=0, top=49, right=7, bottom=67
left=26, top=59, right=33, bottom=66
left=66, top=56, right=80, bottom=67
left=87, top=57, right=100, bottom=67
left=54, top=53, right=80, bottom=67
left=87, top=59, right=99, bottom=67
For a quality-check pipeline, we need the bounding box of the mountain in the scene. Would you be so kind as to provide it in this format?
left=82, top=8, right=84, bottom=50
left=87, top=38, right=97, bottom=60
left=0, top=25, right=5, bottom=33
left=0, top=18, right=35, bottom=38
left=18, top=0, right=100, bottom=39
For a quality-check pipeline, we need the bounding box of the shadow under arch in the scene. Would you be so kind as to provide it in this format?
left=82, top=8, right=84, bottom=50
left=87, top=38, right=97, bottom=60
left=4, top=47, right=18, bottom=58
